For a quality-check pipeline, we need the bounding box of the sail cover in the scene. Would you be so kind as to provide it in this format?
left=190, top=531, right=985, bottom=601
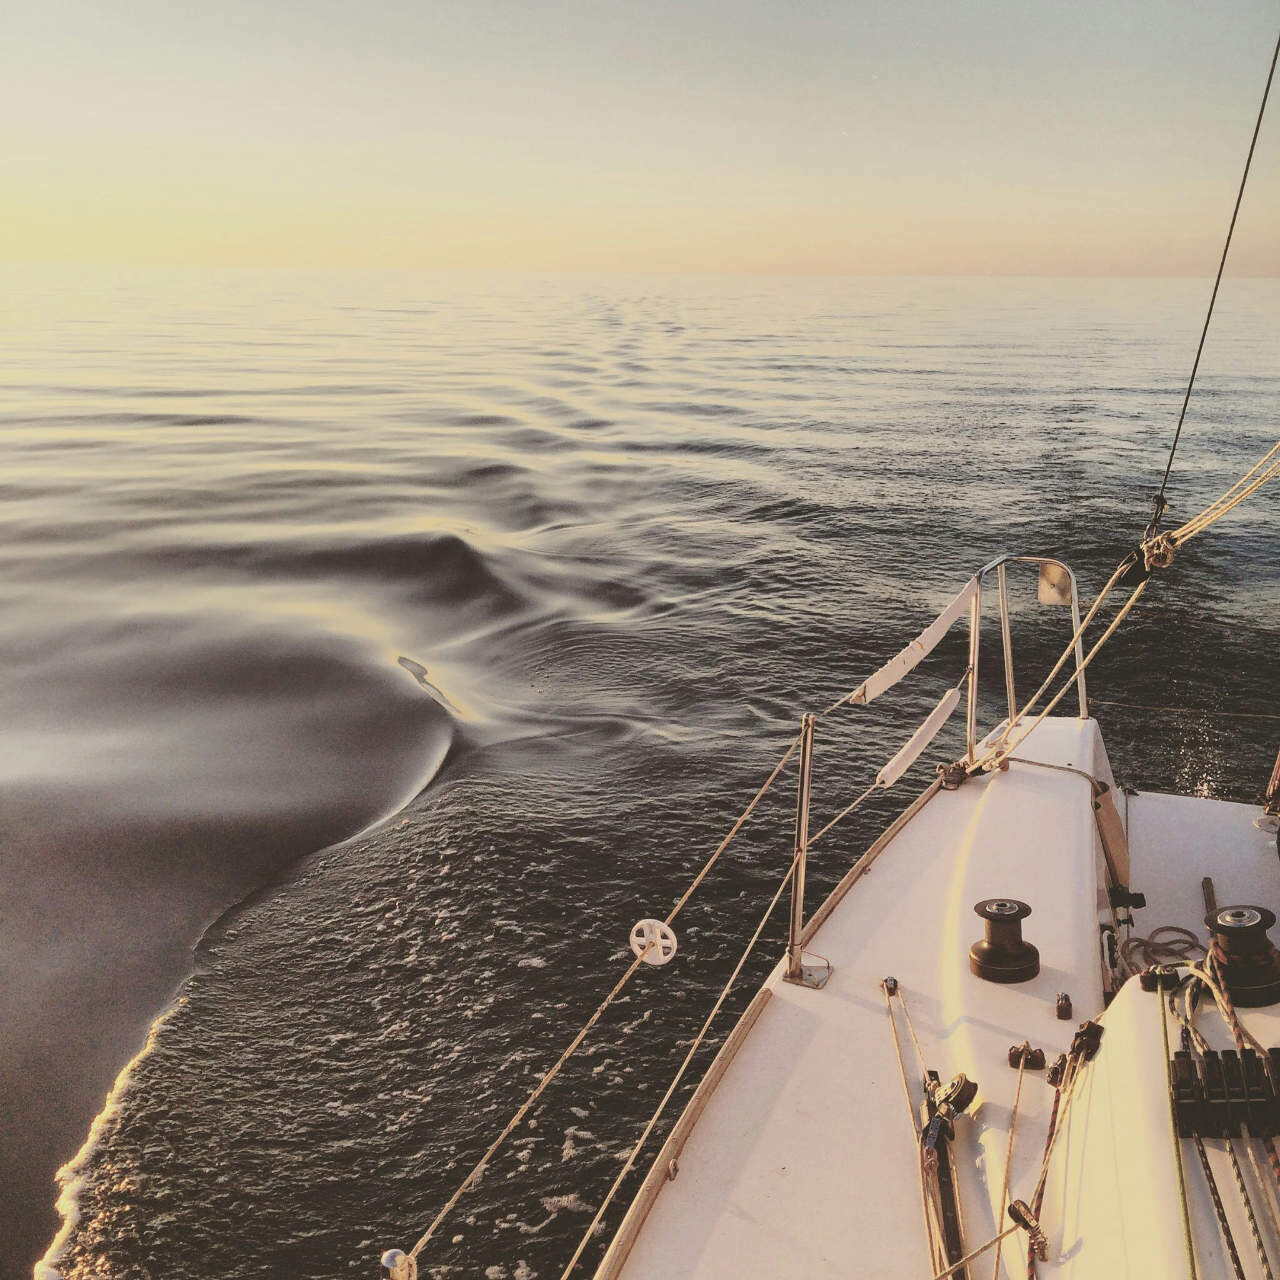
left=875, top=685, right=963, bottom=788
left=848, top=578, right=977, bottom=706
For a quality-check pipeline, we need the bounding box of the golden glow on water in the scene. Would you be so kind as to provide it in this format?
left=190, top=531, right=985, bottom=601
left=2, top=261, right=1274, bottom=1278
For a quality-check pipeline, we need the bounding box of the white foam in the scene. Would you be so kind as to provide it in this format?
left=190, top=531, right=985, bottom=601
left=33, top=997, right=186, bottom=1280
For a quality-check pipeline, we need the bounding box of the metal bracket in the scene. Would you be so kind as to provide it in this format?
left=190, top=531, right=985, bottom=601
left=783, top=960, right=832, bottom=990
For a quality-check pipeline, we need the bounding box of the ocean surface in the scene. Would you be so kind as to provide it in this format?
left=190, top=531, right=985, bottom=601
left=0, top=268, right=1276, bottom=1280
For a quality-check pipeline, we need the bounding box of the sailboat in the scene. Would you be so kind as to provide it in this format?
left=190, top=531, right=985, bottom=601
left=379, top=29, right=1280, bottom=1280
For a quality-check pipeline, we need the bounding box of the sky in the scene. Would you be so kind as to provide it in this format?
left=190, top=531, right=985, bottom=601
left=3, top=0, right=1278, bottom=275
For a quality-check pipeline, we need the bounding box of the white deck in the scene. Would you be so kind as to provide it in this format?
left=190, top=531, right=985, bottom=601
left=597, top=717, right=1279, bottom=1279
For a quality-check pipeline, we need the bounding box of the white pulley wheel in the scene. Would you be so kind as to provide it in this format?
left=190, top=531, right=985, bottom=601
left=630, top=919, right=678, bottom=966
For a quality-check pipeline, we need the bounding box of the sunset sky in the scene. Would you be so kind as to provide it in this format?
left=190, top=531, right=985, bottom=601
left=4, top=0, right=1278, bottom=274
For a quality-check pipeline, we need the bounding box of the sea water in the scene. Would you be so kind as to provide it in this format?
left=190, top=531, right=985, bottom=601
left=1, top=268, right=1276, bottom=1280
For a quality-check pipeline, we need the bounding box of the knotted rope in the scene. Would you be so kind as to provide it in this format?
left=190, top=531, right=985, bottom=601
left=973, top=432, right=1280, bottom=776
left=1144, top=439, right=1280, bottom=569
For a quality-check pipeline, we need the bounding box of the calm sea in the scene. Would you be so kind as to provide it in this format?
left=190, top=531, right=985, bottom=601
left=1, top=268, right=1276, bottom=1280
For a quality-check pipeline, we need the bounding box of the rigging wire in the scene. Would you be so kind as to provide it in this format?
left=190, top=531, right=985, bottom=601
left=1150, top=23, right=1280, bottom=533
left=395, top=50, right=1280, bottom=1248
left=557, top=853, right=801, bottom=1280
left=402, top=735, right=798, bottom=1262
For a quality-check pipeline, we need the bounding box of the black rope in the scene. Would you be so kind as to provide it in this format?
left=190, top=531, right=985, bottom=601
left=1149, top=24, right=1280, bottom=535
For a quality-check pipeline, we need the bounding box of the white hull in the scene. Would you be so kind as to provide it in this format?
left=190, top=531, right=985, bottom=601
left=598, top=717, right=1279, bottom=1279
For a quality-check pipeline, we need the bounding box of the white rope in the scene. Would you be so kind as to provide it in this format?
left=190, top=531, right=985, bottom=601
left=965, top=555, right=1131, bottom=769
left=557, top=853, right=801, bottom=1279
left=933, top=1057, right=1085, bottom=1280
left=1171, top=440, right=1280, bottom=540
left=408, top=946, right=653, bottom=1259
left=396, top=434, right=1279, bottom=1270
left=981, top=433, right=1276, bottom=774
left=1159, top=974, right=1201, bottom=1279
left=883, top=981, right=943, bottom=1272
left=1185, top=961, right=1272, bottom=1060
left=992, top=1044, right=1030, bottom=1280
left=976, top=578, right=1149, bottom=772
left=932, top=1224, right=1024, bottom=1280
left=971, top=435, right=1277, bottom=775
left=1144, top=438, right=1280, bottom=567
left=404, top=735, right=799, bottom=1260
left=807, top=780, right=879, bottom=849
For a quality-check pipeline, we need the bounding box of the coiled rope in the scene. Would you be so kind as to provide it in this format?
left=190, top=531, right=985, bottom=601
left=1118, top=926, right=1206, bottom=976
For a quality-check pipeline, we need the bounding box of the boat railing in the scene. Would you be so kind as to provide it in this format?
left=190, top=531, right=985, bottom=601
left=975, top=554, right=1088, bottom=740
left=785, top=554, right=1089, bottom=984
left=386, top=554, right=1101, bottom=1275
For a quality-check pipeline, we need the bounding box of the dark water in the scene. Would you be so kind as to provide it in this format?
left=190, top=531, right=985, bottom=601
left=1, top=268, right=1276, bottom=1280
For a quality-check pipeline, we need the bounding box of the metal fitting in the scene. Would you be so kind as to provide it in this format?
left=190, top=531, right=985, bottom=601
left=1008, top=1044, right=1046, bottom=1070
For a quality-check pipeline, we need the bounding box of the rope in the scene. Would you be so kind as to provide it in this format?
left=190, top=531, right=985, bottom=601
left=932, top=1223, right=1024, bottom=1280
left=1172, top=975, right=1270, bottom=1277
left=885, top=977, right=947, bottom=1269
left=807, top=780, right=879, bottom=849
left=1193, top=1128, right=1246, bottom=1280
left=1024, top=1082, right=1061, bottom=1280
left=557, top=852, right=800, bottom=1279
left=1023, top=1043, right=1107, bottom=1277
left=977, top=575, right=1149, bottom=773
left=1199, top=950, right=1280, bottom=1207
left=663, top=736, right=800, bottom=924
left=1151, top=23, right=1280, bottom=522
left=883, top=982, right=923, bottom=1140
left=404, top=734, right=798, bottom=1261
left=1225, top=1127, right=1274, bottom=1280
left=1147, top=440, right=1280, bottom=566
left=1159, top=983, right=1201, bottom=1280
left=992, top=1045, right=1030, bottom=1280
left=895, top=983, right=930, bottom=1081
left=1172, top=440, right=1280, bottom=540
left=1119, top=927, right=1206, bottom=977
left=903, top=1019, right=1102, bottom=1280
left=994, top=556, right=1132, bottom=740
left=1193, top=965, right=1274, bottom=1278
left=408, top=946, right=652, bottom=1258
left=1024, top=1059, right=1075, bottom=1280
left=973, top=432, right=1279, bottom=775
left=1187, top=956, right=1272, bottom=1062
